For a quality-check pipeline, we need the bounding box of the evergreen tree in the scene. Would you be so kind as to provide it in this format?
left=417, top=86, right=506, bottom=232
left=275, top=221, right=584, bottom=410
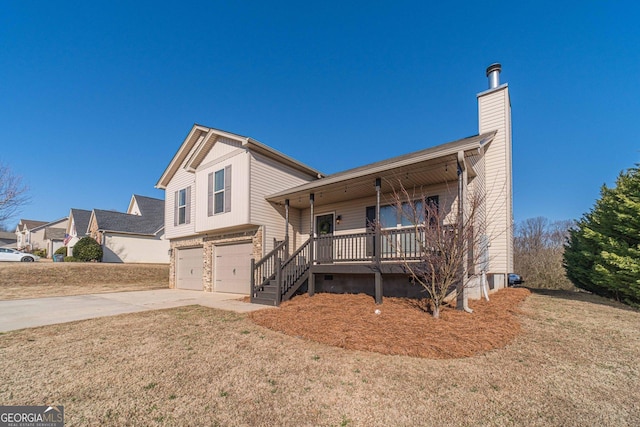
left=564, top=166, right=640, bottom=306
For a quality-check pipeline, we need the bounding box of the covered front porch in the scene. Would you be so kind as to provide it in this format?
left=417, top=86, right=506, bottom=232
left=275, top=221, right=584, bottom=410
left=251, top=132, right=494, bottom=306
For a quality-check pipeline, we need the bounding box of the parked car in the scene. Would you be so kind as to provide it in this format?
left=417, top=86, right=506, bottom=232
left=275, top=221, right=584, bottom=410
left=0, top=248, right=40, bottom=262
left=508, top=273, right=524, bottom=287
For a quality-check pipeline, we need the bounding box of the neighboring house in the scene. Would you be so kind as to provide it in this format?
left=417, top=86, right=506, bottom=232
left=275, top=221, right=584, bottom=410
left=16, top=218, right=68, bottom=257
left=44, top=227, right=67, bottom=257
left=64, top=208, right=92, bottom=256
left=33, top=218, right=69, bottom=258
left=0, top=231, right=17, bottom=248
left=15, top=219, right=48, bottom=251
left=86, top=195, right=169, bottom=263
left=157, top=64, right=514, bottom=306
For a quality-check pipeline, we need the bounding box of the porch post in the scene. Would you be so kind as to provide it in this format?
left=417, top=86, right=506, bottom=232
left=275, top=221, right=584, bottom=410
left=456, top=151, right=468, bottom=310
left=374, top=178, right=383, bottom=304
left=284, top=198, right=290, bottom=256
left=309, top=193, right=315, bottom=296
left=250, top=258, right=255, bottom=303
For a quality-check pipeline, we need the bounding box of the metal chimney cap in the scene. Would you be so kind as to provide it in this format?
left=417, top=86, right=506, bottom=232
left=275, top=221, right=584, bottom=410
left=486, top=63, right=502, bottom=77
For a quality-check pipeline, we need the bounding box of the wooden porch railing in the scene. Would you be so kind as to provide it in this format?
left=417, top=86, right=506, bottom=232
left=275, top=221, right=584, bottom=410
left=315, top=228, right=426, bottom=263
left=250, top=227, right=428, bottom=305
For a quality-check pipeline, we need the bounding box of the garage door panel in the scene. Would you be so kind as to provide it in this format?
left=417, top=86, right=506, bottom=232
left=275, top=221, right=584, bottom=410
left=177, top=247, right=203, bottom=290
left=215, top=243, right=252, bottom=294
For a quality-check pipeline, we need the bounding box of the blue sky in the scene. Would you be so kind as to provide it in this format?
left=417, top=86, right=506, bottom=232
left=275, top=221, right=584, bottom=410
left=2, top=1, right=639, bottom=230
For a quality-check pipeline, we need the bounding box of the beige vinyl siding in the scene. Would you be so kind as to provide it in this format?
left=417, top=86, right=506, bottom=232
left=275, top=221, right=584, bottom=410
left=478, top=85, right=513, bottom=275
left=30, top=218, right=69, bottom=252
left=194, top=151, right=250, bottom=232
left=249, top=152, right=316, bottom=254
left=199, top=136, right=243, bottom=166
left=102, top=232, right=170, bottom=263
left=165, top=165, right=196, bottom=239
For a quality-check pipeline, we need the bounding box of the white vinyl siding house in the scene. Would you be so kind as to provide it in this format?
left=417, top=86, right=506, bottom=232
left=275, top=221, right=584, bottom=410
left=86, top=195, right=169, bottom=264
left=156, top=125, right=321, bottom=291
left=157, top=64, right=514, bottom=302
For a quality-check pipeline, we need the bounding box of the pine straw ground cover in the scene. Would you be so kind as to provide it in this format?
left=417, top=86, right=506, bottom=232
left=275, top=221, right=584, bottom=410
left=0, top=263, right=169, bottom=300
left=249, top=288, right=530, bottom=359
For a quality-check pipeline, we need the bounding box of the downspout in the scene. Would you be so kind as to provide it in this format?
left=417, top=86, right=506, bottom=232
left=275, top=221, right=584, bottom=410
left=457, top=151, right=473, bottom=314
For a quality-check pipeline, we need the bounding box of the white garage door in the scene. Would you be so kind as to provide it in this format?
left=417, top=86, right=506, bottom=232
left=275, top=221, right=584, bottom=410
left=214, top=243, right=253, bottom=294
left=176, top=247, right=203, bottom=290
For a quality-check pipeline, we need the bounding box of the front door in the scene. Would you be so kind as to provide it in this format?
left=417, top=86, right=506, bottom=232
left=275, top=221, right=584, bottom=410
left=315, top=213, right=334, bottom=263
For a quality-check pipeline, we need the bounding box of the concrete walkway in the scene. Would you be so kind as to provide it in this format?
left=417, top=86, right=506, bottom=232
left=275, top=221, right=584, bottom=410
left=0, top=289, right=273, bottom=333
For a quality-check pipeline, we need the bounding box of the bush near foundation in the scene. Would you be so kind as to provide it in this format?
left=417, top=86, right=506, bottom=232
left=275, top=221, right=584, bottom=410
left=72, top=237, right=103, bottom=262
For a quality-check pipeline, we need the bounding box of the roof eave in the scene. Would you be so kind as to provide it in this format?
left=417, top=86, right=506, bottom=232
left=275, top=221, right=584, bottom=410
left=246, top=138, right=324, bottom=178
left=266, top=131, right=495, bottom=202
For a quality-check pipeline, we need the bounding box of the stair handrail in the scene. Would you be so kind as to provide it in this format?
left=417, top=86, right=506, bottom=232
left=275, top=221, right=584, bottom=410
left=278, top=238, right=312, bottom=298
left=251, top=237, right=288, bottom=301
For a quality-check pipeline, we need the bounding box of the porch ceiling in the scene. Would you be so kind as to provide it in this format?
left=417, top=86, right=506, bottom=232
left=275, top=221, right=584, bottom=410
left=267, top=132, right=494, bottom=209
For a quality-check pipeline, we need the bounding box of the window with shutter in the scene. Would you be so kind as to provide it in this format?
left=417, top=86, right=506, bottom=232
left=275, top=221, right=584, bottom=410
left=212, top=165, right=231, bottom=214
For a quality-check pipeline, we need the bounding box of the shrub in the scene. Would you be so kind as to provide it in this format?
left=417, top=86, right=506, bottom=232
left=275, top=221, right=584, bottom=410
left=64, top=256, right=79, bottom=262
left=32, top=249, right=47, bottom=258
left=55, top=246, right=67, bottom=256
left=72, top=237, right=103, bottom=262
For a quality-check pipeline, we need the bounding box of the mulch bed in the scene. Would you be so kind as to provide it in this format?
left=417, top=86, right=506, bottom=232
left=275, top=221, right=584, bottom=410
left=249, top=287, right=530, bottom=359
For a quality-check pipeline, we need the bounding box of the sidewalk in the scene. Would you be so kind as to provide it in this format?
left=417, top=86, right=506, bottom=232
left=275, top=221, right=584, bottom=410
left=0, top=289, right=272, bottom=332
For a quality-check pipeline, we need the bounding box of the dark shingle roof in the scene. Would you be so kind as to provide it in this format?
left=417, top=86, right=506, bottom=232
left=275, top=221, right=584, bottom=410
left=94, top=196, right=164, bottom=235
left=70, top=209, right=92, bottom=237
left=19, top=219, right=48, bottom=231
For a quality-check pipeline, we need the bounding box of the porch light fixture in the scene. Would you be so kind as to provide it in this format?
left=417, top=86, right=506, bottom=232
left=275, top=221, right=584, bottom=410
left=336, top=215, right=342, bottom=224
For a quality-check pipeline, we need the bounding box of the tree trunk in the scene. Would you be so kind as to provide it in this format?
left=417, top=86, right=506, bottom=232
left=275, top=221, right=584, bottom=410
left=432, top=304, right=440, bottom=319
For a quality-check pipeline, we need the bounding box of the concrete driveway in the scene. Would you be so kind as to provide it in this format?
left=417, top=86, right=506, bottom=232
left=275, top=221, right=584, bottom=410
left=0, top=289, right=272, bottom=332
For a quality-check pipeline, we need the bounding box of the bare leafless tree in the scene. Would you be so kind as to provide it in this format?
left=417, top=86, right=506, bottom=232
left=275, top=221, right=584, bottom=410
left=514, top=217, right=574, bottom=290
left=381, top=183, right=486, bottom=318
left=0, top=163, right=30, bottom=227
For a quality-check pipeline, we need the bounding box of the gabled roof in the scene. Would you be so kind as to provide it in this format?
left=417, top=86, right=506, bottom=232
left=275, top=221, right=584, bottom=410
left=69, top=209, right=92, bottom=237
left=155, top=124, right=323, bottom=189
left=91, top=196, right=165, bottom=236
left=130, top=194, right=164, bottom=218
left=32, top=217, right=68, bottom=232
left=17, top=219, right=48, bottom=232
left=267, top=131, right=496, bottom=209
left=44, top=227, right=66, bottom=240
